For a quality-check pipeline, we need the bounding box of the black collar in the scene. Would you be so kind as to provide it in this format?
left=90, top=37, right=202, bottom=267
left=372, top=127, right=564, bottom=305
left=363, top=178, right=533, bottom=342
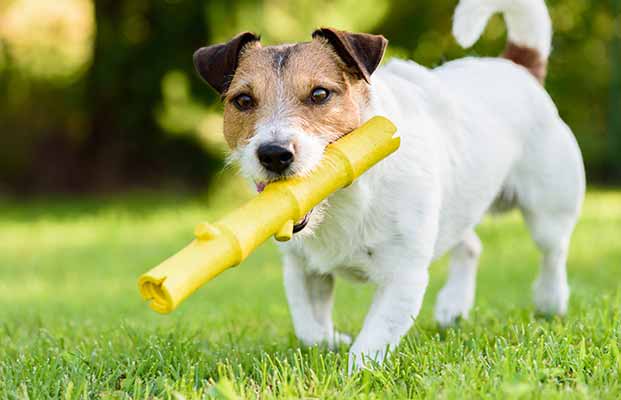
left=293, top=209, right=312, bottom=233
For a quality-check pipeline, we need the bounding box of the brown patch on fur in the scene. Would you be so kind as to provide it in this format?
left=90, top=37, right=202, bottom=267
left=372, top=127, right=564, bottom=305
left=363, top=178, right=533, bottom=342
left=502, top=41, right=547, bottom=83
left=312, top=28, right=388, bottom=83
left=193, top=32, right=261, bottom=94
left=222, top=39, right=370, bottom=148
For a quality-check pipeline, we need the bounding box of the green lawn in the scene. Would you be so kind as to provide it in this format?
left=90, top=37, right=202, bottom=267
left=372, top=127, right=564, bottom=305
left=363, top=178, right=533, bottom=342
left=1, top=177, right=620, bottom=399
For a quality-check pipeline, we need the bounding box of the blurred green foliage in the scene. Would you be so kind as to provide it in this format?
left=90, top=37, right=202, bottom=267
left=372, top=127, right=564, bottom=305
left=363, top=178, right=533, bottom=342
left=0, top=0, right=619, bottom=193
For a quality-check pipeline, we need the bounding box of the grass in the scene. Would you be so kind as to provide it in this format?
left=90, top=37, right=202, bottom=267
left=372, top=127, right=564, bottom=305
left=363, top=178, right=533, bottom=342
left=1, top=176, right=620, bottom=399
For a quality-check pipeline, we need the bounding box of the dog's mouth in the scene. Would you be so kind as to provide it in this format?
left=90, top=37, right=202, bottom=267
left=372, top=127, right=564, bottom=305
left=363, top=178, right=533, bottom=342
left=255, top=181, right=312, bottom=234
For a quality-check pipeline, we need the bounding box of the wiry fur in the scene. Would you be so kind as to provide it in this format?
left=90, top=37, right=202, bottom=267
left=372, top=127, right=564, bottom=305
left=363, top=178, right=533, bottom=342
left=209, top=0, right=585, bottom=372
left=225, top=39, right=369, bottom=186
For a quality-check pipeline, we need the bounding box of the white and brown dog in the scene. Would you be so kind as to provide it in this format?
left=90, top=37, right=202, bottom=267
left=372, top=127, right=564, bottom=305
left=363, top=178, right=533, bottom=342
left=194, top=0, right=585, bottom=371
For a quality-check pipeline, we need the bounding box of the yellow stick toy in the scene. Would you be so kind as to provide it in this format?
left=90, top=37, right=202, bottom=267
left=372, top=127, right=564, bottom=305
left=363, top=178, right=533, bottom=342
left=138, top=116, right=399, bottom=313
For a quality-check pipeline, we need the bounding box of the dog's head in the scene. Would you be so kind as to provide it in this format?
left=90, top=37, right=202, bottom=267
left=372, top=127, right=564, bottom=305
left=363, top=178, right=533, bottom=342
left=194, top=29, right=387, bottom=187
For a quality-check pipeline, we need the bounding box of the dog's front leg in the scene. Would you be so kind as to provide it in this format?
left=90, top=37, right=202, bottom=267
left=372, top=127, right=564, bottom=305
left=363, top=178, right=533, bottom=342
left=283, top=254, right=351, bottom=348
left=348, top=255, right=431, bottom=373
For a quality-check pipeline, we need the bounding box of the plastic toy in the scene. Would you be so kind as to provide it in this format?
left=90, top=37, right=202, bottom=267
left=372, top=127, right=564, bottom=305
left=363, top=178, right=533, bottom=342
left=138, top=116, right=399, bottom=313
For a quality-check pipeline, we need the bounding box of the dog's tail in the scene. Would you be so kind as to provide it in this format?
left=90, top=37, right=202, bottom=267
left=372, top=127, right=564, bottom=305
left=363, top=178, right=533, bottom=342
left=452, top=0, right=551, bottom=83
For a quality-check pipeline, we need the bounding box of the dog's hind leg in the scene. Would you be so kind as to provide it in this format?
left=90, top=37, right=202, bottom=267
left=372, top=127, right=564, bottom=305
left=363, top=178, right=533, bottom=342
left=521, top=208, right=578, bottom=316
left=434, top=229, right=482, bottom=327
left=513, top=120, right=584, bottom=316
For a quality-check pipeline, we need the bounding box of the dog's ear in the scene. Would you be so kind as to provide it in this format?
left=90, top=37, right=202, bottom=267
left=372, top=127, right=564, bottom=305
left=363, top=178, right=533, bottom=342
left=193, top=32, right=260, bottom=94
left=312, top=28, right=387, bottom=83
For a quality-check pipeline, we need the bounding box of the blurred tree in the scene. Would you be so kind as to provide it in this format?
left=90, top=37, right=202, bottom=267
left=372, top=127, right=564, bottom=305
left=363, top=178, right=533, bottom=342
left=80, top=0, right=219, bottom=191
left=0, top=0, right=95, bottom=192
left=0, top=0, right=619, bottom=194
left=0, top=0, right=220, bottom=193
left=610, top=0, right=621, bottom=180
left=204, top=0, right=390, bottom=43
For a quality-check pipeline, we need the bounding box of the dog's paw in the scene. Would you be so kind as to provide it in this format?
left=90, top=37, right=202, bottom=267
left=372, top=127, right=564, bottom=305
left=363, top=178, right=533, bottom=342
left=298, top=330, right=352, bottom=349
left=347, top=352, right=365, bottom=375
left=330, top=331, right=352, bottom=348
left=533, top=277, right=569, bottom=316
left=347, top=346, right=386, bottom=375
left=434, top=286, right=473, bottom=328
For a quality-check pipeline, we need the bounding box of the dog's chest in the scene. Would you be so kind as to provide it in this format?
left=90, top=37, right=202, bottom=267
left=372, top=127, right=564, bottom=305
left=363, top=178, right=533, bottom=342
left=303, top=235, right=376, bottom=281
left=288, top=179, right=386, bottom=281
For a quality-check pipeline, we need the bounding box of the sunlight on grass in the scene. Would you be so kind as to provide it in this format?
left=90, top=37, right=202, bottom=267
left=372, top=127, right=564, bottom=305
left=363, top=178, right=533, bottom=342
left=0, top=184, right=619, bottom=398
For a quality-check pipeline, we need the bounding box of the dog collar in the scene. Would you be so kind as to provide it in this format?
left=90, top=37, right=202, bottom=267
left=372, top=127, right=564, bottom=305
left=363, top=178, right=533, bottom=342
left=293, top=209, right=312, bottom=233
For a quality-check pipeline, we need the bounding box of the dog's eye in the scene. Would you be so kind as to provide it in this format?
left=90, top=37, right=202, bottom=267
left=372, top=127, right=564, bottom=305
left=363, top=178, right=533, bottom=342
left=232, top=94, right=255, bottom=111
left=309, top=87, right=330, bottom=105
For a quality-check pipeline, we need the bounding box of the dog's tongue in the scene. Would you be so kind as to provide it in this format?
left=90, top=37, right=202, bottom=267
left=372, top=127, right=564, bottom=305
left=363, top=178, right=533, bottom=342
left=255, top=182, right=266, bottom=193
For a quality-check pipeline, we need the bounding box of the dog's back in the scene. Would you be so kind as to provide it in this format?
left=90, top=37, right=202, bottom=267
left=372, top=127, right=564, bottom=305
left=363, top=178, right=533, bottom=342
left=364, top=0, right=585, bottom=258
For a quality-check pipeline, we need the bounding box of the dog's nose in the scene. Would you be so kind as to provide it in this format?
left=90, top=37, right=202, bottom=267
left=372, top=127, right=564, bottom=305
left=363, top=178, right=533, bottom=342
left=257, top=144, right=294, bottom=174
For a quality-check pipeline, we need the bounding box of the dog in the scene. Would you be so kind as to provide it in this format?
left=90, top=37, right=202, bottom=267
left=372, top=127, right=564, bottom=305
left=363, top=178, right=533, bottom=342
left=193, top=0, right=585, bottom=371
